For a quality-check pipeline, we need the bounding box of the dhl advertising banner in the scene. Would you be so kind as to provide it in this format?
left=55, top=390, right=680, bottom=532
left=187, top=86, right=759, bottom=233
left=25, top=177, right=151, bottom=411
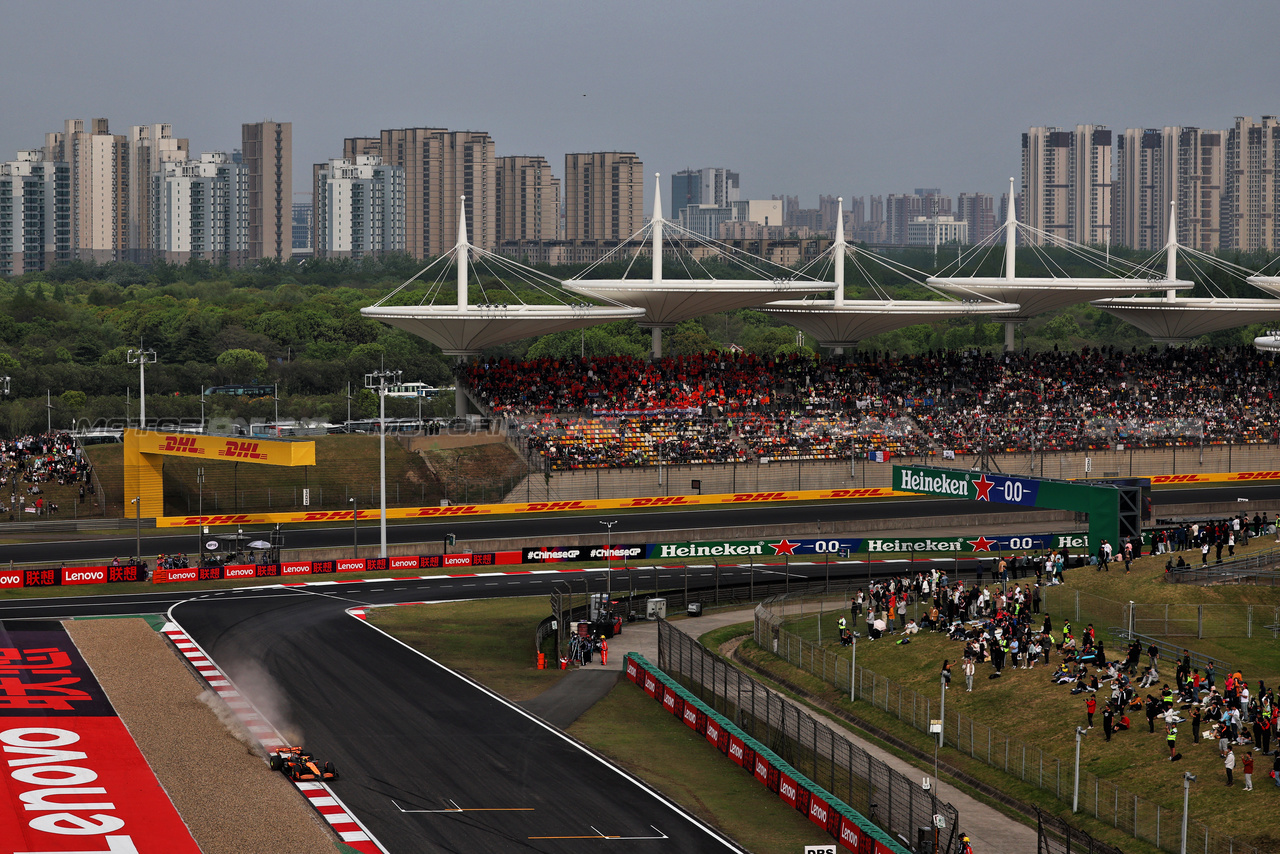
left=1151, top=470, right=1280, bottom=485
left=0, top=622, right=202, bottom=853
left=155, top=487, right=904, bottom=528
left=131, top=429, right=316, bottom=466
left=152, top=468, right=1280, bottom=529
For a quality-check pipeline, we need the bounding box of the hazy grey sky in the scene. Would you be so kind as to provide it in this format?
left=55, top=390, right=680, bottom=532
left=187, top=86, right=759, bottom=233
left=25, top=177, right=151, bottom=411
left=4, top=0, right=1275, bottom=213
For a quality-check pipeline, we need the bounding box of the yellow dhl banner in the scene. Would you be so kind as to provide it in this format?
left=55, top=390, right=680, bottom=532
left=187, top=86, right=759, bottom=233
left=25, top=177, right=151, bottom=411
left=152, top=469, right=1280, bottom=528
left=154, top=486, right=906, bottom=527
left=1150, top=470, right=1280, bottom=485
left=129, top=429, right=316, bottom=466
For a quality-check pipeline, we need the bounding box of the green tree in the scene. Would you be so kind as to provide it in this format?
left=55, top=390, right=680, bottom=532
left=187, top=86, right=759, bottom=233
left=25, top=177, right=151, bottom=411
left=215, top=349, right=268, bottom=383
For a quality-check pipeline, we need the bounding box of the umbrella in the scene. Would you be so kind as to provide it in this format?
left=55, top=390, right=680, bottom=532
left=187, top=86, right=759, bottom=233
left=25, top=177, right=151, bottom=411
left=248, top=540, right=272, bottom=550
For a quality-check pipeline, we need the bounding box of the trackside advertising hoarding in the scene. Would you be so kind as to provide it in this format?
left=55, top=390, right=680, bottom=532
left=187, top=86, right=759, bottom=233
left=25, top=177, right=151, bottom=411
left=0, top=623, right=202, bottom=853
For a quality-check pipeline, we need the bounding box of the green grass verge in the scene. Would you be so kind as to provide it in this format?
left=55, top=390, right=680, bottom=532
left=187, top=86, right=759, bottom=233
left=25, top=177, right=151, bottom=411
left=367, top=596, right=833, bottom=853
left=762, top=537, right=1280, bottom=852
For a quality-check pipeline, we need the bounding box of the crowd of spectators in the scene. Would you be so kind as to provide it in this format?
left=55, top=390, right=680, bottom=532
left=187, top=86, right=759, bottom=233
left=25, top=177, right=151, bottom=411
left=519, top=416, right=744, bottom=470
left=857, top=561, right=1277, bottom=787
left=0, top=432, right=94, bottom=514
left=463, top=346, right=1280, bottom=469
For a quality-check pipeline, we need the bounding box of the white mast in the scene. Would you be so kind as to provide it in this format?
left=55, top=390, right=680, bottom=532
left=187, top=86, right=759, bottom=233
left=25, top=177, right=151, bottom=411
left=456, top=196, right=469, bottom=311
left=1165, top=201, right=1178, bottom=300
left=834, top=197, right=845, bottom=307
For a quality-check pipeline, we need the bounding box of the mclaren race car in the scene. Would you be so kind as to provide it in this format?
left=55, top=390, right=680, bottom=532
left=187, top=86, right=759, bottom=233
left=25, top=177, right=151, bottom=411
left=269, top=746, right=338, bottom=781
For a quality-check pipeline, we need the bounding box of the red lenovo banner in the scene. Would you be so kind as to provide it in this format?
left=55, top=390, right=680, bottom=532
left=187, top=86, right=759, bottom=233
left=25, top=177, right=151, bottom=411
left=838, top=814, right=863, bottom=851
left=752, top=753, right=770, bottom=786
left=624, top=658, right=642, bottom=684
left=778, top=772, right=801, bottom=809
left=808, top=791, right=833, bottom=832
left=0, top=624, right=201, bottom=853
left=727, top=735, right=747, bottom=767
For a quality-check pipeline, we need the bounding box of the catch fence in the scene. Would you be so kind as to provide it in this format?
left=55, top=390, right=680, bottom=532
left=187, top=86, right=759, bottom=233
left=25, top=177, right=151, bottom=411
left=1042, top=586, right=1280, bottom=640
left=754, top=591, right=1259, bottom=854
left=658, top=619, right=960, bottom=854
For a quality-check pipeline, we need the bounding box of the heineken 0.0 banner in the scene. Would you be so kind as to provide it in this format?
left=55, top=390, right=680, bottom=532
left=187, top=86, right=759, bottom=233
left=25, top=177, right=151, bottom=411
left=646, top=533, right=1087, bottom=559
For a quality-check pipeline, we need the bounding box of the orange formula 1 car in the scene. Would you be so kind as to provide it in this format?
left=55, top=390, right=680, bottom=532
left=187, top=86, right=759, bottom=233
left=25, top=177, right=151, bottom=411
left=269, top=746, right=338, bottom=781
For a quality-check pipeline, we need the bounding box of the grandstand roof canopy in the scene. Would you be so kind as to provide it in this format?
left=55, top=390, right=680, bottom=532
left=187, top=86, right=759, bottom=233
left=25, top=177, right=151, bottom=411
left=1088, top=297, right=1280, bottom=344
left=763, top=299, right=1020, bottom=347
left=563, top=175, right=832, bottom=331
left=1255, top=332, right=1280, bottom=353
left=362, top=200, right=644, bottom=356
left=761, top=202, right=1019, bottom=346
left=928, top=188, right=1192, bottom=321
left=1247, top=276, right=1280, bottom=299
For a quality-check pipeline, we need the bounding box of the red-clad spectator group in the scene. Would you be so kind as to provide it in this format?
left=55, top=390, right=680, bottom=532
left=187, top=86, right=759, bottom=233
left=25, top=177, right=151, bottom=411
left=458, top=346, right=1280, bottom=470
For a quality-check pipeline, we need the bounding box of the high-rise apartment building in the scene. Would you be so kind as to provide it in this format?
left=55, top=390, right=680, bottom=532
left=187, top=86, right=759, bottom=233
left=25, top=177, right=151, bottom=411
left=127, top=124, right=188, bottom=261
left=151, top=152, right=249, bottom=266
left=563, top=152, right=644, bottom=241
left=495, top=155, right=560, bottom=243
left=1224, top=115, right=1279, bottom=251
left=1021, top=125, right=1112, bottom=246
left=1177, top=128, right=1225, bottom=252
left=0, top=151, right=71, bottom=276
left=1115, top=128, right=1176, bottom=251
left=313, top=156, right=405, bottom=260
left=956, top=193, right=996, bottom=245
left=344, top=128, right=495, bottom=257
left=670, top=168, right=738, bottom=222
left=242, top=120, right=292, bottom=261
left=43, top=119, right=129, bottom=262
left=292, top=200, right=314, bottom=257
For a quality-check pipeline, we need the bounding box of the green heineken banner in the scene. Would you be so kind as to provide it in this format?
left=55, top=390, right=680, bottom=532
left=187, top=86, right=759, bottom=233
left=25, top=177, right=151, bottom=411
left=892, top=465, right=1122, bottom=555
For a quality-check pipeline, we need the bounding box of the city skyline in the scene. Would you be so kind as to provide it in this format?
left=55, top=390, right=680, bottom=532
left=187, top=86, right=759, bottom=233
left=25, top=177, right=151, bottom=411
left=2, top=1, right=1275, bottom=209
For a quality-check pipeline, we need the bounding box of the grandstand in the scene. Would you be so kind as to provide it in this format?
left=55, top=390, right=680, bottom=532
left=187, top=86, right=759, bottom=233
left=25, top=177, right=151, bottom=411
left=460, top=346, right=1280, bottom=471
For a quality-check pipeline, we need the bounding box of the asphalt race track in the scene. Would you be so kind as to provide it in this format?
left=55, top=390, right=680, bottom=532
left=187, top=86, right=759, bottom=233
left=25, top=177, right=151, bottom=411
left=171, top=583, right=743, bottom=853
left=2, top=484, right=1272, bottom=852
left=0, top=482, right=1273, bottom=566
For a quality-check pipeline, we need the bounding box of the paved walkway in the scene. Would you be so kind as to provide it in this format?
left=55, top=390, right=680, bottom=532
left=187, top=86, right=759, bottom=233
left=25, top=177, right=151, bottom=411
left=544, top=607, right=1036, bottom=853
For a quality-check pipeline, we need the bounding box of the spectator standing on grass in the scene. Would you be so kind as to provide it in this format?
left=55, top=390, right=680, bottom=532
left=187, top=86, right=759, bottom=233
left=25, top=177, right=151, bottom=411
left=1167, top=722, right=1178, bottom=760
left=1086, top=695, right=1096, bottom=728
left=1191, top=705, right=1202, bottom=744
left=1225, top=746, right=1236, bottom=786
left=1103, top=702, right=1115, bottom=741
left=962, top=656, right=975, bottom=692
left=1243, top=751, right=1254, bottom=790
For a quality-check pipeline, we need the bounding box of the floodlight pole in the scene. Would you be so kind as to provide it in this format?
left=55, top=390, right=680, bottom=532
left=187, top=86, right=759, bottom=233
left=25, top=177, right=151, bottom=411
left=131, top=497, right=141, bottom=565
left=365, top=370, right=401, bottom=558
left=349, top=497, right=358, bottom=558
left=126, top=346, right=157, bottom=431
left=1073, top=726, right=1086, bottom=813
left=1179, top=772, right=1196, bottom=854
left=601, top=520, right=617, bottom=599
left=196, top=468, right=204, bottom=566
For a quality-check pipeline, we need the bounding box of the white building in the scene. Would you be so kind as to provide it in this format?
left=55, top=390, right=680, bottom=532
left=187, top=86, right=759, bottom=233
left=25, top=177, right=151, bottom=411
left=314, top=156, right=405, bottom=259
left=0, top=151, right=71, bottom=276
left=906, top=215, right=968, bottom=246
left=151, top=152, right=249, bottom=266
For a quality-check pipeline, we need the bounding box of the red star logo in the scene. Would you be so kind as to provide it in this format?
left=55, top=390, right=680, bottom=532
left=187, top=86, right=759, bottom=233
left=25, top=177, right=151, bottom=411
left=972, top=475, right=994, bottom=501
left=769, top=539, right=799, bottom=556
left=968, top=536, right=996, bottom=552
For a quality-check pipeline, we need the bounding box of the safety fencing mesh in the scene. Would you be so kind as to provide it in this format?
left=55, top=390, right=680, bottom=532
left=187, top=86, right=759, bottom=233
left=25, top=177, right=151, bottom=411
left=754, top=593, right=1258, bottom=854
left=658, top=619, right=960, bottom=853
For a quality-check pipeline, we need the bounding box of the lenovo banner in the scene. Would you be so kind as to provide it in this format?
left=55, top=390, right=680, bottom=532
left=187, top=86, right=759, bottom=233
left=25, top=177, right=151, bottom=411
left=0, top=624, right=201, bottom=853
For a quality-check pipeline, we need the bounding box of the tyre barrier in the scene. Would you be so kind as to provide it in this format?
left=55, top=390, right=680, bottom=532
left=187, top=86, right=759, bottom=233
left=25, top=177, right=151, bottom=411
left=623, top=653, right=908, bottom=854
